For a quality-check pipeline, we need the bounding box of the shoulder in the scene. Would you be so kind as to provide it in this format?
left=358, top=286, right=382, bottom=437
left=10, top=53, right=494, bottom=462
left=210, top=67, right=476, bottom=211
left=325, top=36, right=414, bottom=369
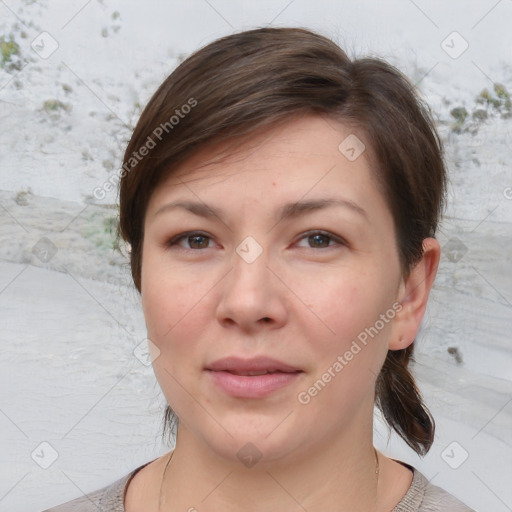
left=393, top=464, right=476, bottom=512
left=420, top=474, right=476, bottom=512
left=41, top=469, right=139, bottom=512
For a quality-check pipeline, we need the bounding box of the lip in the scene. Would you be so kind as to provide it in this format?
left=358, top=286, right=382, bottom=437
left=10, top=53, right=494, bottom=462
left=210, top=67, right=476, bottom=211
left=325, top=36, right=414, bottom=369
left=206, top=356, right=301, bottom=374
left=205, top=356, right=303, bottom=398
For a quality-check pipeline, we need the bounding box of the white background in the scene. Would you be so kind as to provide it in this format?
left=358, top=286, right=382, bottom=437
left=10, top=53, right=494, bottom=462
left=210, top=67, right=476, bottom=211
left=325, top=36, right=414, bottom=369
left=0, top=1, right=511, bottom=511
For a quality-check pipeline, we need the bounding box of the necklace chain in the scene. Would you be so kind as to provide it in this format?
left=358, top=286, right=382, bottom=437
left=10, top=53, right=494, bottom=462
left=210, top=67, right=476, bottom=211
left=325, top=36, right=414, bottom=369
left=159, top=447, right=380, bottom=510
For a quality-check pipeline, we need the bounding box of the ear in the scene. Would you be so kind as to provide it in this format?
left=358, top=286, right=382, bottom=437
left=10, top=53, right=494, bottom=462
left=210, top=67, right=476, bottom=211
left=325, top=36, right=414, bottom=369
left=389, top=238, right=441, bottom=350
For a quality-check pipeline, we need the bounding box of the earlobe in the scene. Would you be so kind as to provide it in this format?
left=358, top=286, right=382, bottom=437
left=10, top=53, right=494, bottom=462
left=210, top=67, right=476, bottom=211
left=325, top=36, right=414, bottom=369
left=389, top=238, right=441, bottom=351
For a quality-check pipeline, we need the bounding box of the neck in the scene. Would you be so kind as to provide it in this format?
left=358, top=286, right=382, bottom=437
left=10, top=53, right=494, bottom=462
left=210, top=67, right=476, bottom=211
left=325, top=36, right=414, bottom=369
left=159, top=423, right=380, bottom=512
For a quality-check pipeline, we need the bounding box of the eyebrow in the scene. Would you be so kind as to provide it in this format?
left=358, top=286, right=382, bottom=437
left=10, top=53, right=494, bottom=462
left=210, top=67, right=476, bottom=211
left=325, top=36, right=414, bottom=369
left=154, top=197, right=368, bottom=225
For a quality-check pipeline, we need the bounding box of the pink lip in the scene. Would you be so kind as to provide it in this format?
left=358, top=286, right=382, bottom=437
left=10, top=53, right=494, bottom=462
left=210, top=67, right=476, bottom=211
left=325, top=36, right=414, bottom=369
left=206, top=370, right=302, bottom=398
left=206, top=356, right=301, bottom=373
left=205, top=356, right=303, bottom=398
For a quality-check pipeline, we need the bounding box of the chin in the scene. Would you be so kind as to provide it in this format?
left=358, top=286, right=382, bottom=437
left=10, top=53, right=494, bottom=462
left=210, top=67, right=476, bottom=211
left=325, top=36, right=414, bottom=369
left=197, top=413, right=306, bottom=466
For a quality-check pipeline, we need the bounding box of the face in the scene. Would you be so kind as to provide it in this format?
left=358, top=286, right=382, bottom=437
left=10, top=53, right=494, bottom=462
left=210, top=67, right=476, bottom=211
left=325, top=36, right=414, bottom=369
left=141, top=115, right=405, bottom=465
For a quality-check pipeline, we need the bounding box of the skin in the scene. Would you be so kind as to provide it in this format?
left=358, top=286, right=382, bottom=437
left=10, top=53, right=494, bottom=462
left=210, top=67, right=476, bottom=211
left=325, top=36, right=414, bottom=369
left=125, top=114, right=441, bottom=512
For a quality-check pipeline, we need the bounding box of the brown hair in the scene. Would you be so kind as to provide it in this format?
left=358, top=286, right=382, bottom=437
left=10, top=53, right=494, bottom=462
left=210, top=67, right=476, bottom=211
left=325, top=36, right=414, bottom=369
left=117, top=27, right=445, bottom=456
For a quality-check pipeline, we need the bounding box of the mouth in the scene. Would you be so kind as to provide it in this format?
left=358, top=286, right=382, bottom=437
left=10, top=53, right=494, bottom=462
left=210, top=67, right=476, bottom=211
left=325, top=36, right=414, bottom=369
left=206, top=355, right=302, bottom=374
left=205, top=356, right=303, bottom=398
left=218, top=369, right=299, bottom=376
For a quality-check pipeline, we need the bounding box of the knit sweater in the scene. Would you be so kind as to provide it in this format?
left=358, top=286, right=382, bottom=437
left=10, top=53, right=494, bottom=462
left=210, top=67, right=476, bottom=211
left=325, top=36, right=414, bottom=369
left=43, top=461, right=475, bottom=511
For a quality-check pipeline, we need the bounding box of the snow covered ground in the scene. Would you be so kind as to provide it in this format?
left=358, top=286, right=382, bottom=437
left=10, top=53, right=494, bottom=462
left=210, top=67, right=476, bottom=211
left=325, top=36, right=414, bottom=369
left=0, top=1, right=511, bottom=511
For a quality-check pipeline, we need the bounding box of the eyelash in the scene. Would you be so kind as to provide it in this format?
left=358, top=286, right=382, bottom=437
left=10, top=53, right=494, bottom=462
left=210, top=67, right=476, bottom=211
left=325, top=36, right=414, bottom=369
left=166, top=230, right=347, bottom=252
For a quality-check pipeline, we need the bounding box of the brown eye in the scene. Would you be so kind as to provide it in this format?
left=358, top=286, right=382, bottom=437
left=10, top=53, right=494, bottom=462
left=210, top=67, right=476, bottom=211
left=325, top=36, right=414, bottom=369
left=308, top=233, right=331, bottom=248
left=167, top=231, right=213, bottom=250
left=296, top=230, right=346, bottom=250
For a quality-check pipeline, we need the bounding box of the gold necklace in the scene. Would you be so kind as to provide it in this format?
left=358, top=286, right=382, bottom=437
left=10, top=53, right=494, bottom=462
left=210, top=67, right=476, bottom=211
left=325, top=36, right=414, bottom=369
left=158, top=447, right=380, bottom=510
left=158, top=451, right=174, bottom=512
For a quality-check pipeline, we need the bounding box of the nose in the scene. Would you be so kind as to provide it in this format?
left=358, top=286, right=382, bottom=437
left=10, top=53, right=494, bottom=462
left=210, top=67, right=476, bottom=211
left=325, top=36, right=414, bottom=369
left=215, top=244, right=289, bottom=334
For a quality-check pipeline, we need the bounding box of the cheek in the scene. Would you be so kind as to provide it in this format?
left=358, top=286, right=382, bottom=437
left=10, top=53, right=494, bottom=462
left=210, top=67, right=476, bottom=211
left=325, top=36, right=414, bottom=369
left=297, top=276, right=393, bottom=422
left=141, top=256, right=211, bottom=369
left=142, top=270, right=208, bottom=409
left=301, top=265, right=396, bottom=388
left=143, top=279, right=195, bottom=345
left=307, top=266, right=395, bottom=336
left=141, top=244, right=188, bottom=337
left=141, top=258, right=177, bottom=344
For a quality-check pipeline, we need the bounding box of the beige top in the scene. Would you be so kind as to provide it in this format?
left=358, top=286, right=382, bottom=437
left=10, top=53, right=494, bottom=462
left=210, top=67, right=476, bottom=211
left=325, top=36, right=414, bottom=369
left=43, top=460, right=475, bottom=511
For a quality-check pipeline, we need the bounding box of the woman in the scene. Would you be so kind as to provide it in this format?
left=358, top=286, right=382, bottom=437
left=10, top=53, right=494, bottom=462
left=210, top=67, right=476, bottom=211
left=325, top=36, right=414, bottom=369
left=45, top=27, right=475, bottom=511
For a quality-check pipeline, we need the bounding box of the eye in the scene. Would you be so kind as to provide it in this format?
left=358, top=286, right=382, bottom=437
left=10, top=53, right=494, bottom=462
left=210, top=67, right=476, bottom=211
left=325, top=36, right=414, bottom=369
left=295, top=230, right=346, bottom=250
left=165, top=229, right=346, bottom=252
left=166, top=231, right=214, bottom=250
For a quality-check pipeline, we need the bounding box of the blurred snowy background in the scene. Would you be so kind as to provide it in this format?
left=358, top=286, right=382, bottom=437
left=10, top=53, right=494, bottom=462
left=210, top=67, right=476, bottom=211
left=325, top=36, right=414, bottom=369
left=0, top=1, right=511, bottom=511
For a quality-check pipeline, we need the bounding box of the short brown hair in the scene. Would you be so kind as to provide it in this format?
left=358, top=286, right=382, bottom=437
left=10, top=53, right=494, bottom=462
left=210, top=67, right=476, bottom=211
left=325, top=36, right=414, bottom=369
left=118, top=27, right=446, bottom=456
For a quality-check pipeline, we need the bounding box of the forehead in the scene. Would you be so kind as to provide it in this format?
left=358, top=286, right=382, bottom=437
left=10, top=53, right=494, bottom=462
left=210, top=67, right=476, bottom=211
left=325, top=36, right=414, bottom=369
left=146, top=115, right=383, bottom=214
